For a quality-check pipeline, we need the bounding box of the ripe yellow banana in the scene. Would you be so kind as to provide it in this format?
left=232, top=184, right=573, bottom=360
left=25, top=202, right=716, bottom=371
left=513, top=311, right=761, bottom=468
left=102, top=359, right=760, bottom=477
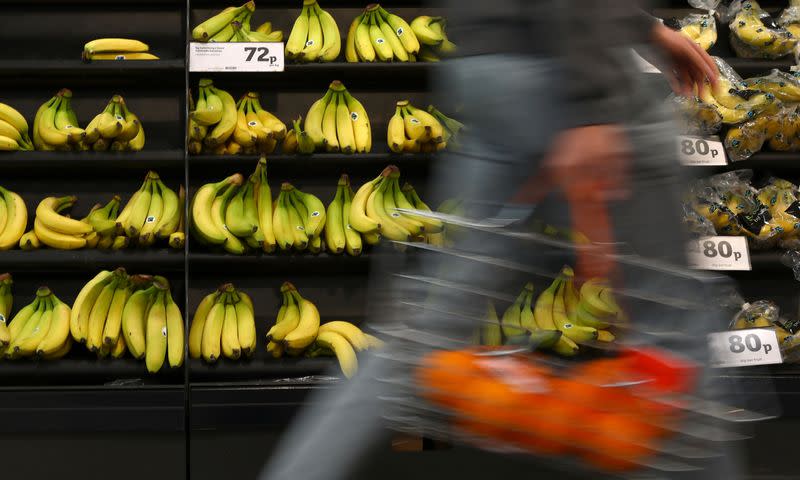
left=0, top=187, right=27, bottom=250
left=204, top=85, right=237, bottom=147
left=235, top=293, right=256, bottom=357
left=316, top=3, right=341, bottom=62
left=349, top=176, right=381, bottom=233
left=102, top=280, right=131, bottom=347
left=36, top=297, right=71, bottom=357
left=318, top=321, right=368, bottom=351
left=84, top=38, right=150, bottom=55
left=189, top=291, right=219, bottom=359
left=342, top=181, right=363, bottom=256
left=221, top=302, right=241, bottom=360
left=201, top=298, right=226, bottom=363
left=192, top=174, right=242, bottom=245
left=86, top=276, right=119, bottom=352
left=355, top=14, right=376, bottom=61
left=283, top=292, right=319, bottom=350
left=145, top=290, right=168, bottom=373
left=345, top=14, right=362, bottom=62
left=325, top=179, right=346, bottom=254
left=316, top=331, right=357, bottom=378
left=121, top=285, right=155, bottom=360
left=286, top=3, right=312, bottom=58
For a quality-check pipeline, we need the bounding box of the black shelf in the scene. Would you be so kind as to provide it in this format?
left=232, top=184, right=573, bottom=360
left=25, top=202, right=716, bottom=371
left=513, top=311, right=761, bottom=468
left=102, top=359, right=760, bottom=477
left=0, top=249, right=184, bottom=272
left=190, top=62, right=435, bottom=90
left=189, top=152, right=436, bottom=176
left=725, top=58, right=795, bottom=77
left=190, top=0, right=438, bottom=7
left=188, top=251, right=371, bottom=273
left=0, top=60, right=186, bottom=86
left=0, top=150, right=185, bottom=174
left=189, top=356, right=335, bottom=383
left=0, top=385, right=185, bottom=432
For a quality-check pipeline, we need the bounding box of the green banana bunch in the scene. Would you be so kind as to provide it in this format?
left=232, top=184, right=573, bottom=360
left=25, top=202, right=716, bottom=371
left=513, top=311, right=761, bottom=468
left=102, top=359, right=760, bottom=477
left=0, top=185, right=28, bottom=250
left=33, top=89, right=86, bottom=151
left=0, top=102, right=33, bottom=151
left=82, top=38, right=158, bottom=61
left=189, top=283, right=256, bottom=363
left=82, top=94, right=144, bottom=152
left=325, top=174, right=363, bottom=256
left=410, top=15, right=455, bottom=62
left=388, top=100, right=447, bottom=153
left=272, top=182, right=326, bottom=253
left=192, top=2, right=256, bottom=41
left=303, top=80, right=371, bottom=153
left=3, top=285, right=72, bottom=360
left=347, top=5, right=420, bottom=63
left=286, top=0, right=341, bottom=62
left=0, top=274, right=13, bottom=348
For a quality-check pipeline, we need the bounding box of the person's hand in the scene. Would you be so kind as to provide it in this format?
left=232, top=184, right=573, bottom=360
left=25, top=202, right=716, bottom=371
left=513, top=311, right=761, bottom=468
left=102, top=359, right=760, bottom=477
left=652, top=22, right=719, bottom=96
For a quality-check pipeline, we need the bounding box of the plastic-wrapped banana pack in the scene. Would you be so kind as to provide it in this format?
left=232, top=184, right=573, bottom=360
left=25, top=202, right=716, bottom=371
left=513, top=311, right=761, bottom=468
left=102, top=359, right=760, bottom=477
left=728, top=0, right=797, bottom=59
left=684, top=170, right=800, bottom=250
left=665, top=11, right=718, bottom=51
left=730, top=300, right=800, bottom=362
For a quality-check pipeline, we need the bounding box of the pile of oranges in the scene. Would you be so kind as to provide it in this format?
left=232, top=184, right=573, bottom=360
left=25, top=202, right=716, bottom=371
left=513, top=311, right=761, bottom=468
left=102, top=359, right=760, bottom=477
left=416, top=348, right=695, bottom=472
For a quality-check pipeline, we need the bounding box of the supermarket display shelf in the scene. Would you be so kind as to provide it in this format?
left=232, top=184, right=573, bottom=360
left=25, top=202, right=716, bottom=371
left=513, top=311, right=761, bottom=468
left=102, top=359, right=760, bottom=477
left=0, top=385, right=185, bottom=433
left=189, top=356, right=335, bottom=383
left=190, top=0, right=439, bottom=8
left=0, top=60, right=186, bottom=83
left=0, top=150, right=185, bottom=173
left=189, top=152, right=437, bottom=175
left=188, top=251, right=372, bottom=273
left=190, top=62, right=435, bottom=89
left=0, top=249, right=185, bottom=272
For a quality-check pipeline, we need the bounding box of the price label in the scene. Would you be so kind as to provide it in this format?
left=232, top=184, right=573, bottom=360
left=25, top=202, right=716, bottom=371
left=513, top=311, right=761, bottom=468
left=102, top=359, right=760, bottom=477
left=708, top=329, right=782, bottom=368
left=687, top=236, right=751, bottom=271
left=677, top=136, right=727, bottom=166
left=189, top=42, right=284, bottom=72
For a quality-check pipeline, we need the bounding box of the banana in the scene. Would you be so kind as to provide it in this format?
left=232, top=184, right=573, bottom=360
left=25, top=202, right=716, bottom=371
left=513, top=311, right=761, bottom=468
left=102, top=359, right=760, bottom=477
left=53, top=93, right=85, bottom=143
left=321, top=91, right=340, bottom=151
left=190, top=291, right=218, bottom=359
left=377, top=12, right=408, bottom=61
left=87, top=196, right=121, bottom=236
left=70, top=271, right=113, bottom=343
left=138, top=180, right=163, bottom=245
left=579, top=278, right=620, bottom=319
left=333, top=89, right=356, bottom=154
left=12, top=295, right=53, bottom=357
left=154, top=181, right=180, bottom=238
left=226, top=184, right=258, bottom=238
left=86, top=52, right=159, bottom=60
left=501, top=288, right=527, bottom=337
left=388, top=177, right=425, bottom=235
left=407, top=104, right=443, bottom=143
left=163, top=291, right=183, bottom=368
left=235, top=293, right=256, bottom=357
left=316, top=331, right=358, bottom=378
left=368, top=175, right=411, bottom=241
left=283, top=188, right=309, bottom=250
left=286, top=3, right=312, bottom=59
left=325, top=178, right=347, bottom=254
left=533, top=276, right=579, bottom=356
left=8, top=296, right=43, bottom=350
left=121, top=285, right=155, bottom=360
left=115, top=99, right=141, bottom=142
left=102, top=280, right=131, bottom=347
left=342, top=181, right=363, bottom=256
left=38, top=96, right=71, bottom=147
left=283, top=292, right=320, bottom=350
left=387, top=104, right=406, bottom=153
left=267, top=290, right=301, bottom=341
left=86, top=276, right=119, bottom=352
left=84, top=38, right=149, bottom=55
left=553, top=269, right=598, bottom=343
left=305, top=89, right=332, bottom=148
left=32, top=96, right=58, bottom=150
left=0, top=119, right=28, bottom=148
left=410, top=16, right=444, bottom=45
left=34, top=218, right=87, bottom=250
left=213, top=182, right=247, bottom=255
left=192, top=174, right=243, bottom=245
left=367, top=11, right=393, bottom=61
left=378, top=7, right=419, bottom=54
left=193, top=2, right=255, bottom=41
left=292, top=187, right=326, bottom=238
left=97, top=99, right=124, bottom=139
left=350, top=176, right=381, bottom=234
left=272, top=190, right=293, bottom=251
left=482, top=301, right=503, bottom=346
left=0, top=102, right=29, bottom=137
left=337, top=90, right=370, bottom=153
left=221, top=302, right=241, bottom=360
left=201, top=297, right=226, bottom=363
left=301, top=4, right=324, bottom=61
left=252, top=158, right=276, bottom=252
left=345, top=14, right=362, bottom=62
left=123, top=176, right=154, bottom=238
left=0, top=187, right=27, bottom=250
left=0, top=135, right=20, bottom=151
left=36, top=296, right=71, bottom=357
left=399, top=103, right=429, bottom=141
left=316, top=3, right=341, bottom=62
left=145, top=290, right=168, bottom=373
left=355, top=13, right=376, bottom=62
left=318, top=321, right=368, bottom=351
left=193, top=83, right=224, bottom=127
left=36, top=196, right=92, bottom=236
left=204, top=86, right=238, bottom=147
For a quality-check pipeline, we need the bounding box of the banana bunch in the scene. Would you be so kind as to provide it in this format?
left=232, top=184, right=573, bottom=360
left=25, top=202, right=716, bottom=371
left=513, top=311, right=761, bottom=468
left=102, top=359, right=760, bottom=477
left=82, top=38, right=159, bottom=61
left=325, top=174, right=363, bottom=256
left=730, top=1, right=797, bottom=59
left=285, top=0, right=340, bottom=62
left=230, top=19, right=283, bottom=42
left=116, top=171, right=185, bottom=248
left=387, top=100, right=447, bottom=153
left=227, top=92, right=286, bottom=155
left=744, top=70, right=800, bottom=103
left=664, top=13, right=717, bottom=51
left=82, top=94, right=144, bottom=152
left=349, top=165, right=442, bottom=243
left=281, top=117, right=316, bottom=154
left=303, top=80, right=371, bottom=153
left=0, top=102, right=33, bottom=151
left=0, top=185, right=28, bottom=250
left=189, top=284, right=256, bottom=362
left=266, top=282, right=320, bottom=358
left=0, top=274, right=12, bottom=348
left=192, top=1, right=256, bottom=42
left=71, top=270, right=183, bottom=372
left=346, top=4, right=418, bottom=63
left=3, top=286, right=72, bottom=360
left=273, top=182, right=327, bottom=253
left=307, top=322, right=384, bottom=379
left=410, top=15, right=456, bottom=62
left=33, top=195, right=96, bottom=250
left=32, top=89, right=87, bottom=151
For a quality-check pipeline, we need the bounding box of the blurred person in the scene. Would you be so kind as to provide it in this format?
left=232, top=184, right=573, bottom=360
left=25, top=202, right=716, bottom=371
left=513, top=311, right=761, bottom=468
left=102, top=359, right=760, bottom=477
left=260, top=2, right=744, bottom=480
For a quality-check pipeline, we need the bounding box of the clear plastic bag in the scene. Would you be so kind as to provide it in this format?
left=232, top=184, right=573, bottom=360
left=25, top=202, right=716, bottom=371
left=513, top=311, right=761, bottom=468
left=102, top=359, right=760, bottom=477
left=778, top=6, right=800, bottom=38
left=668, top=94, right=723, bottom=135
left=743, top=69, right=800, bottom=103
left=730, top=300, right=779, bottom=330
left=665, top=12, right=717, bottom=51
left=696, top=57, right=781, bottom=125
left=728, top=0, right=797, bottom=59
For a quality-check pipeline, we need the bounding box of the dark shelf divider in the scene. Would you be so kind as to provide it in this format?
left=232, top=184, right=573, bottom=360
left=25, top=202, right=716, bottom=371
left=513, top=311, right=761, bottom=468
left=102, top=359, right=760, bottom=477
left=0, top=150, right=185, bottom=174
left=0, top=249, right=185, bottom=272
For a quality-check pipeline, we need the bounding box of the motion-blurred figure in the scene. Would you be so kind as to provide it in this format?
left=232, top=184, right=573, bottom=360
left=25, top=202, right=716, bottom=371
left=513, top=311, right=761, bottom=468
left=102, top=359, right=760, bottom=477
left=260, top=2, right=744, bottom=479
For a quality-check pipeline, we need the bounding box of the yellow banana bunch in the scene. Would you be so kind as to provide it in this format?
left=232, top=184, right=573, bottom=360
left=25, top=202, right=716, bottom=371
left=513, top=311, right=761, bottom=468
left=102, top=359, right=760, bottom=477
left=217, top=92, right=284, bottom=155
left=325, top=174, right=363, bottom=256
left=192, top=1, right=256, bottom=42
left=388, top=100, right=449, bottom=153
left=301, top=80, right=371, bottom=154
left=744, top=70, right=800, bottom=103
left=189, top=79, right=254, bottom=155
left=3, top=286, right=72, bottom=360
left=730, top=1, right=797, bottom=59
left=347, top=5, right=420, bottom=63
left=272, top=181, right=326, bottom=253
left=115, top=170, right=183, bottom=247
left=664, top=13, right=717, bottom=51
left=410, top=15, right=455, bottom=62
left=189, top=283, right=256, bottom=363
left=0, top=185, right=28, bottom=250
left=0, top=101, right=33, bottom=151
left=33, top=89, right=88, bottom=151
left=82, top=38, right=158, bottom=61
left=80, top=94, right=144, bottom=152
left=286, top=0, right=340, bottom=62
